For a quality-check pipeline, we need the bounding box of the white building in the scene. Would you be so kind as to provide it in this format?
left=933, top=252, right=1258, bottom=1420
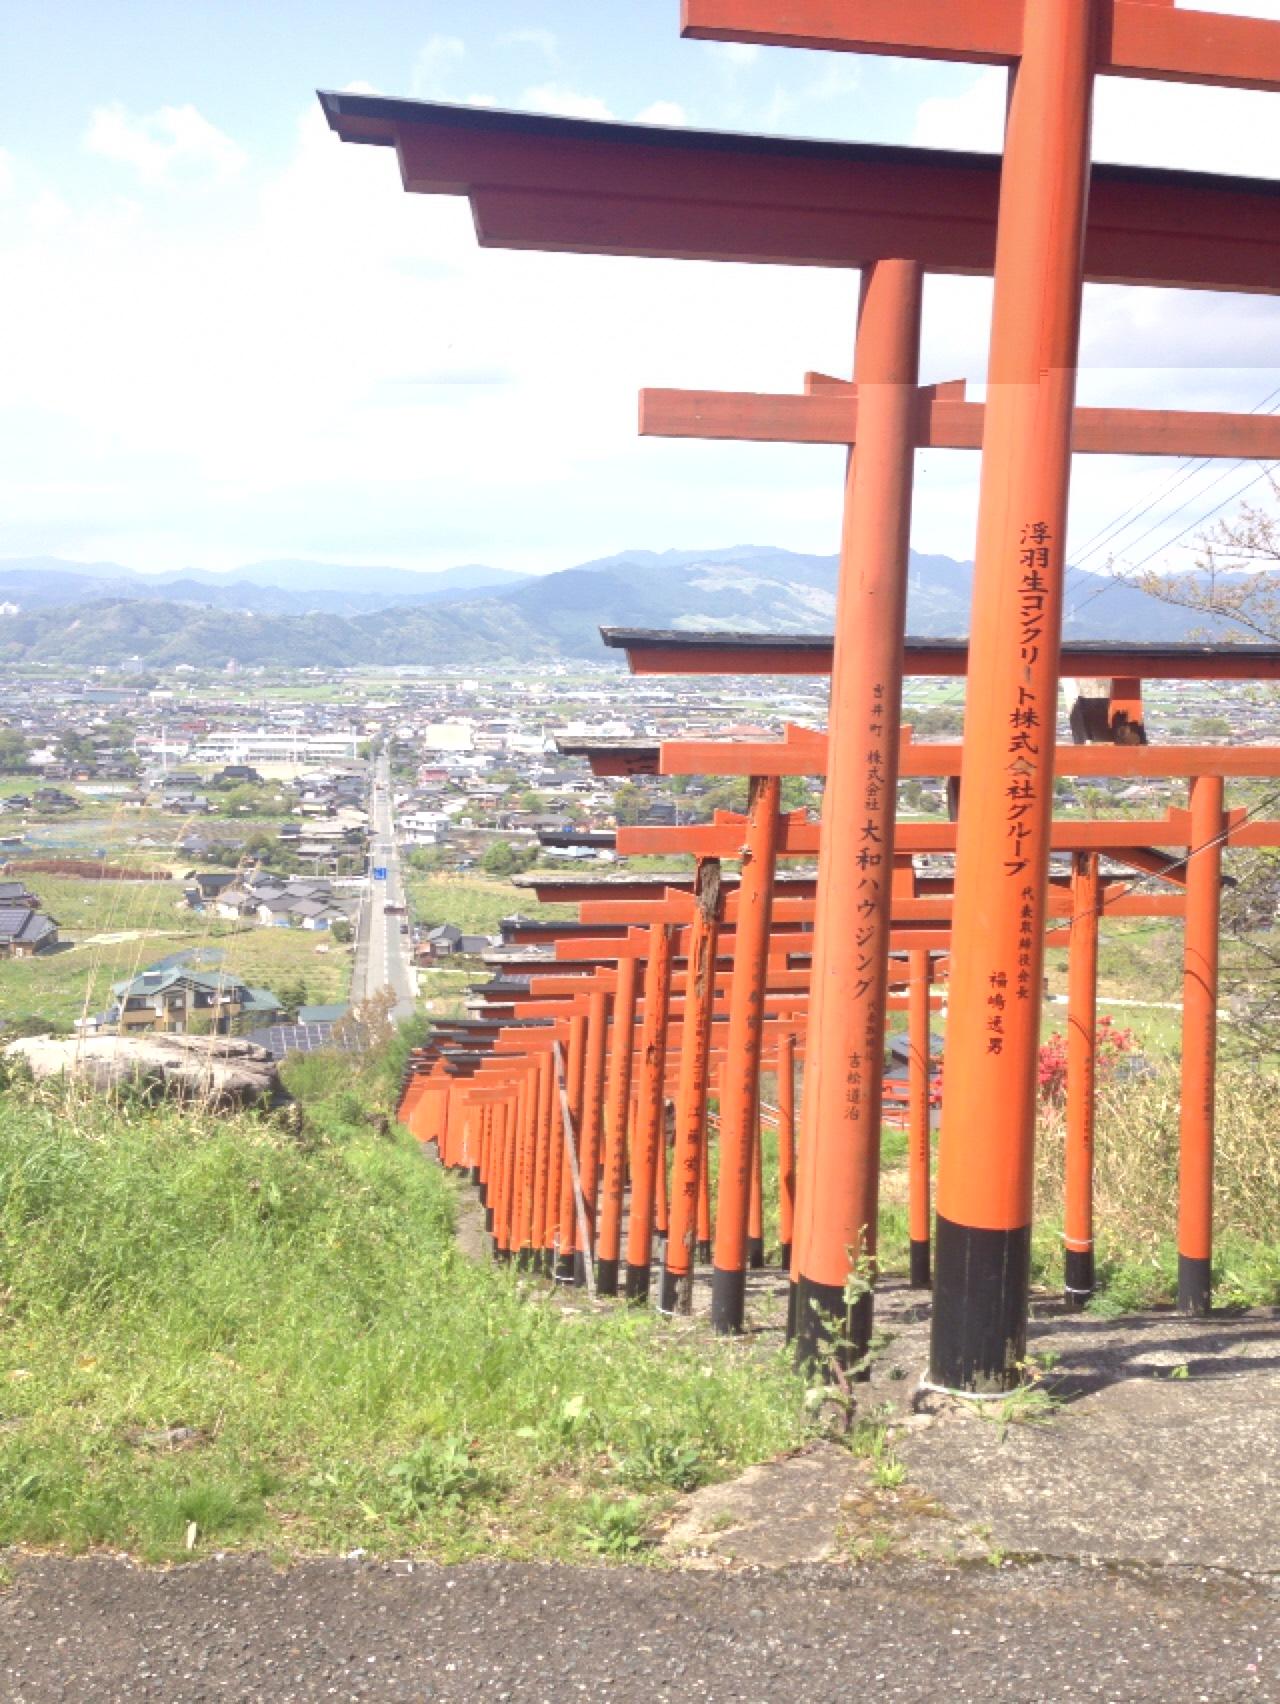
left=190, top=730, right=361, bottom=767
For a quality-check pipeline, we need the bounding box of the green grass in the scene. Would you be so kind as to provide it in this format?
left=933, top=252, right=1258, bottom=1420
left=18, top=874, right=188, bottom=936
left=0, top=1044, right=812, bottom=1562
left=405, top=873, right=575, bottom=935
left=0, top=911, right=351, bottom=1030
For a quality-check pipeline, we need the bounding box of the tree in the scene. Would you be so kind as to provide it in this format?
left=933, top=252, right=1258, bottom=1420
left=0, top=727, right=29, bottom=772
left=1135, top=470, right=1280, bottom=642
left=57, top=730, right=96, bottom=768
left=911, top=704, right=965, bottom=740
left=481, top=839, right=534, bottom=877
left=1131, top=480, right=1280, bottom=1050
left=276, top=977, right=310, bottom=1020
left=611, top=782, right=649, bottom=826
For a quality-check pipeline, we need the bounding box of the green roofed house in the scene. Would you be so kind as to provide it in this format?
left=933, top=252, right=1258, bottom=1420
left=297, top=1004, right=350, bottom=1025
left=109, top=966, right=281, bottom=1037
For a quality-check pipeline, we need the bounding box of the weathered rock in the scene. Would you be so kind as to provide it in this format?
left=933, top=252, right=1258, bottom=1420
left=4, top=1033, right=280, bottom=1106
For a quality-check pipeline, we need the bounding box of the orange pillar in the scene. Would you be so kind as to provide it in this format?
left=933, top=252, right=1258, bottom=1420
left=907, top=947, right=933, bottom=1289
left=576, top=985, right=611, bottom=1284
left=494, top=1097, right=514, bottom=1260
left=555, top=1010, right=589, bottom=1282
left=597, top=955, right=639, bottom=1295
left=931, top=0, right=1097, bottom=1393
left=515, top=1062, right=541, bottom=1267
left=712, top=774, right=781, bottom=1333
left=747, top=1114, right=765, bottom=1269
left=661, top=858, right=724, bottom=1313
left=531, top=1050, right=556, bottom=1275
left=696, top=1064, right=714, bottom=1264
left=1065, top=853, right=1100, bottom=1306
left=1178, top=773, right=1225, bottom=1316
left=625, top=923, right=675, bottom=1301
left=791, top=257, right=924, bottom=1369
left=777, top=1030, right=797, bottom=1269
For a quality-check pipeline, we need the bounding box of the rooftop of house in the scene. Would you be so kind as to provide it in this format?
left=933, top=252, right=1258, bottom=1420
left=0, top=907, right=56, bottom=944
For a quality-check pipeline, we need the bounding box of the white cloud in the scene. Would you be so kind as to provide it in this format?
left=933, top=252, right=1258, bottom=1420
left=912, top=68, right=1007, bottom=152
left=519, top=84, right=613, bottom=121
left=498, top=27, right=558, bottom=64
left=635, top=100, right=688, bottom=127
left=8, top=59, right=1280, bottom=576
left=84, top=102, right=247, bottom=187
left=718, top=42, right=761, bottom=67
left=410, top=34, right=466, bottom=100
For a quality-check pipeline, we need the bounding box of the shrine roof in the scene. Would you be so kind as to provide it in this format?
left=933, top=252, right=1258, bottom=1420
left=601, top=630, right=1280, bottom=680
left=318, top=93, right=1280, bottom=293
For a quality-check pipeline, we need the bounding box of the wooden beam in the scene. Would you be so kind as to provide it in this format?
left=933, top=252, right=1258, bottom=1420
left=639, top=384, right=1280, bottom=460
left=680, top=0, right=1280, bottom=92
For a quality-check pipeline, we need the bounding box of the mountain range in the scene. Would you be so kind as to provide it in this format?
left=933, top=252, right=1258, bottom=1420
left=0, top=546, right=1239, bottom=669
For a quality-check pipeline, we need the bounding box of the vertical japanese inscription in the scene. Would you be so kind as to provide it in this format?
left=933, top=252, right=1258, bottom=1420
left=846, top=680, right=889, bottom=1114
left=988, top=523, right=1053, bottom=1055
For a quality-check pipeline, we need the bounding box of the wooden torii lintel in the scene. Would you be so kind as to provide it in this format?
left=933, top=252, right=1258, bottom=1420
left=640, top=379, right=1280, bottom=461
left=680, top=0, right=1280, bottom=92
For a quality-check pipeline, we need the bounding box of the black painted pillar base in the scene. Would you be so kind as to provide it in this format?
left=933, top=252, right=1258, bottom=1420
left=515, top=1249, right=534, bottom=1273
left=929, top=1215, right=1030, bottom=1393
left=793, top=1276, right=872, bottom=1377
left=785, top=1280, right=798, bottom=1343
left=778, top=1242, right=791, bottom=1273
left=494, top=1247, right=511, bottom=1265
left=695, top=1240, right=712, bottom=1265
left=1178, top=1253, right=1212, bottom=1317
left=537, top=1250, right=555, bottom=1280
left=553, top=1254, right=575, bottom=1285
left=469, top=1166, right=481, bottom=1188
left=484, top=1206, right=494, bottom=1235
left=624, top=1262, right=651, bottom=1304
left=710, top=1265, right=745, bottom=1335
left=1063, top=1246, right=1095, bottom=1309
left=572, top=1251, right=590, bottom=1289
left=747, top=1236, right=765, bottom=1270
left=909, top=1238, right=932, bottom=1290
left=596, top=1257, right=619, bottom=1297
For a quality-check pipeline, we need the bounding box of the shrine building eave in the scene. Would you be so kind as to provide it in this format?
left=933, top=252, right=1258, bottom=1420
left=600, top=629, right=1280, bottom=680
left=318, top=92, right=1280, bottom=294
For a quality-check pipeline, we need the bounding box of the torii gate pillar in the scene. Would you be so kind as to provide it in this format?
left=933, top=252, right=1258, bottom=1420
left=792, top=257, right=923, bottom=1369
left=931, top=0, right=1097, bottom=1393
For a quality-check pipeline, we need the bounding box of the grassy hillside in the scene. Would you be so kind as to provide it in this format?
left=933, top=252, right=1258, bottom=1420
left=0, top=1040, right=811, bottom=1562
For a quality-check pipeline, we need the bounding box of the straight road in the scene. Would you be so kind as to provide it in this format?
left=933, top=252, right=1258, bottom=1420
left=350, top=752, right=417, bottom=1022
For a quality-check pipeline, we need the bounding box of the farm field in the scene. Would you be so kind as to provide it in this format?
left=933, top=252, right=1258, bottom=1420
left=405, top=872, right=575, bottom=935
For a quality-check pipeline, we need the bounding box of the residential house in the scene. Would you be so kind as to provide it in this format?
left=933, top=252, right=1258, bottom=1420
left=108, top=966, right=281, bottom=1036
left=419, top=922, right=493, bottom=960
left=0, top=906, right=58, bottom=957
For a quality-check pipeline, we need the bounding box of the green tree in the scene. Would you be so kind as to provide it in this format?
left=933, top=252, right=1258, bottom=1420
left=481, top=840, right=535, bottom=877
left=0, top=727, right=29, bottom=771
left=57, top=730, right=97, bottom=768
left=612, top=782, right=649, bottom=826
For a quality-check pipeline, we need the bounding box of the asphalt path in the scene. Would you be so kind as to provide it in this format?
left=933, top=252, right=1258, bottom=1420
left=351, top=754, right=416, bottom=1022
left=1, top=1554, right=1275, bottom=1701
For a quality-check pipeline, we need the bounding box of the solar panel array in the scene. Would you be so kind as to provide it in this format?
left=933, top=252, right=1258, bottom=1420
left=246, top=1021, right=361, bottom=1059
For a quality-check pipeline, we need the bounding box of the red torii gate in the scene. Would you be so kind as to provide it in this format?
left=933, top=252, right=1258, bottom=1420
left=677, top=0, right=1280, bottom=1396
left=325, top=2, right=1280, bottom=1389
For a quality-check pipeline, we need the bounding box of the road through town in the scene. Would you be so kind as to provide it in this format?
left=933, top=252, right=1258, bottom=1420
left=350, top=753, right=416, bottom=1022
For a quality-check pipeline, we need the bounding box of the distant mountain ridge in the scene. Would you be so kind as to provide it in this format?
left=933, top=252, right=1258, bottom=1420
left=0, top=557, right=528, bottom=617
left=0, top=546, right=1246, bottom=668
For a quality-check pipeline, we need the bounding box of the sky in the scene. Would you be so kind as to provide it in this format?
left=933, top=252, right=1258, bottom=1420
left=2, top=0, right=1279, bottom=581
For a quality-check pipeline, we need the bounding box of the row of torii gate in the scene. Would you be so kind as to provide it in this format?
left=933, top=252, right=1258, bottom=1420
left=327, top=0, right=1280, bottom=1393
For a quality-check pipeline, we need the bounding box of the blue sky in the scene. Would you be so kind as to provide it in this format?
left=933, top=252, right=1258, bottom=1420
left=2, top=0, right=1279, bottom=578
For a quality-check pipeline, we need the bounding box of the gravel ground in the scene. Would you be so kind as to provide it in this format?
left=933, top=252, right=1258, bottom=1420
left=2, top=1553, right=1276, bottom=1702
